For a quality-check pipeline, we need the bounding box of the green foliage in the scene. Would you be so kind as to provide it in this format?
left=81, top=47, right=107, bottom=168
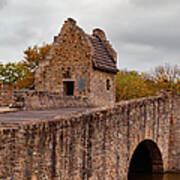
left=0, top=62, right=29, bottom=86
left=116, top=70, right=157, bottom=101
left=116, top=64, right=180, bottom=101
left=0, top=44, right=51, bottom=89
left=15, top=44, right=52, bottom=89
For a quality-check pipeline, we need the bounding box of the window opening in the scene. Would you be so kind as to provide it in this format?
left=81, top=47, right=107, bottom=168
left=78, top=78, right=85, bottom=90
left=106, top=79, right=111, bottom=90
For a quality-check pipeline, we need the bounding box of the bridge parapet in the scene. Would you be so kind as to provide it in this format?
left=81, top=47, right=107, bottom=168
left=168, top=94, right=180, bottom=172
left=0, top=93, right=178, bottom=180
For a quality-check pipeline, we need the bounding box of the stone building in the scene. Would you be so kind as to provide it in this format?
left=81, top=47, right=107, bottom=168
left=35, top=18, right=118, bottom=107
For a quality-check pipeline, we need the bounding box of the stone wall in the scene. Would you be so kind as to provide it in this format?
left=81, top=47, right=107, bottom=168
left=35, top=18, right=93, bottom=96
left=0, top=94, right=177, bottom=180
left=168, top=94, right=180, bottom=172
left=89, top=70, right=115, bottom=106
left=0, top=85, right=14, bottom=107
left=24, top=91, right=92, bottom=110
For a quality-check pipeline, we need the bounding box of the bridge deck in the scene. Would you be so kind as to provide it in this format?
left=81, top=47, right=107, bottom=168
left=0, top=108, right=93, bottom=128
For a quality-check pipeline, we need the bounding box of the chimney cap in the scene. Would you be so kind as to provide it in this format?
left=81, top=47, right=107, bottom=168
left=92, top=28, right=106, bottom=41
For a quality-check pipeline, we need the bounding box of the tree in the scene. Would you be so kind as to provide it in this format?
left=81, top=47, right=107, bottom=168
left=0, top=62, right=28, bottom=86
left=14, top=63, right=33, bottom=89
left=23, top=44, right=52, bottom=72
left=150, top=63, right=180, bottom=93
left=15, top=43, right=52, bottom=89
left=0, top=44, right=51, bottom=89
left=116, top=70, right=157, bottom=101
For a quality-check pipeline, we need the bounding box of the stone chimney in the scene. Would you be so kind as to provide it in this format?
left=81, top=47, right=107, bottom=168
left=93, top=28, right=107, bottom=41
left=93, top=28, right=117, bottom=63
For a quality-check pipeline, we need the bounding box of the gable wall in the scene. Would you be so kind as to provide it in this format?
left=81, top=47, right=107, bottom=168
left=35, top=19, right=93, bottom=99
left=34, top=18, right=117, bottom=107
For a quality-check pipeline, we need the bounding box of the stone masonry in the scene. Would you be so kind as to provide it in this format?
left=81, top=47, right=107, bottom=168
left=0, top=18, right=180, bottom=180
left=0, top=93, right=179, bottom=180
left=168, top=94, right=180, bottom=172
left=0, top=84, right=13, bottom=107
left=34, top=18, right=118, bottom=108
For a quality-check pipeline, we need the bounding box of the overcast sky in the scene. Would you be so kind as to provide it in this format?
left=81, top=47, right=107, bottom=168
left=0, top=0, right=180, bottom=72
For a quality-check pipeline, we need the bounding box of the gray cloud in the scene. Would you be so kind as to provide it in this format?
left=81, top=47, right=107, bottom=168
left=131, top=0, right=180, bottom=8
left=0, top=0, right=180, bottom=72
left=0, top=0, right=7, bottom=10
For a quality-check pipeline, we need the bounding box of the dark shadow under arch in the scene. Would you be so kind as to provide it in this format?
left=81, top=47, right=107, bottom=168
left=128, top=140, right=163, bottom=179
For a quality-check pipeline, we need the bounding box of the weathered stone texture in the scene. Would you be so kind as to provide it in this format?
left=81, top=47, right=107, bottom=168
left=24, top=91, right=90, bottom=110
left=0, top=86, right=13, bottom=107
left=168, top=95, right=180, bottom=172
left=0, top=94, right=178, bottom=180
left=35, top=19, right=92, bottom=95
left=34, top=18, right=117, bottom=108
left=89, top=70, right=115, bottom=106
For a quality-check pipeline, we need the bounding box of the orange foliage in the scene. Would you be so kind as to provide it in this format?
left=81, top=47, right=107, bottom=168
left=15, top=44, right=52, bottom=89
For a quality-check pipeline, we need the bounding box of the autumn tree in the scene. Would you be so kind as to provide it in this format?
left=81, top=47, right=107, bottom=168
left=116, top=70, right=157, bottom=101
left=15, top=44, right=52, bottom=89
left=150, top=63, right=180, bottom=94
left=23, top=44, right=52, bottom=72
left=14, top=63, right=33, bottom=89
left=116, top=64, right=180, bottom=102
left=0, top=44, right=51, bottom=89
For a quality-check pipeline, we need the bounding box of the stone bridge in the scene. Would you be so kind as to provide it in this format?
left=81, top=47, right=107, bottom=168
left=0, top=93, right=179, bottom=180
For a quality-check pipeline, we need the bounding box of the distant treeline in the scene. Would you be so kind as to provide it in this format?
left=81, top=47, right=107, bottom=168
left=116, top=64, right=180, bottom=101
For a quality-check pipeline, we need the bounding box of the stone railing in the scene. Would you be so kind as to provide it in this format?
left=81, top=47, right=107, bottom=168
left=23, top=90, right=92, bottom=110
left=0, top=89, right=13, bottom=107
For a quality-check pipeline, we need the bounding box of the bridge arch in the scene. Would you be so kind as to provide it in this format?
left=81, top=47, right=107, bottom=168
left=128, top=140, right=163, bottom=179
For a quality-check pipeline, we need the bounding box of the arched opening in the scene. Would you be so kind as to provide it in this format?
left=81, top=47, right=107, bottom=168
left=128, top=140, right=163, bottom=180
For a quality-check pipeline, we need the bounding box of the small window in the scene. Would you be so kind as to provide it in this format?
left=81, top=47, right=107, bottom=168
left=63, top=70, right=70, bottom=78
left=78, top=78, right=85, bottom=90
left=106, top=79, right=111, bottom=90
left=63, top=81, right=74, bottom=96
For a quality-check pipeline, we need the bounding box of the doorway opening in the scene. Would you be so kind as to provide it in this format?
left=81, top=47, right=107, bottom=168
left=63, top=81, right=74, bottom=96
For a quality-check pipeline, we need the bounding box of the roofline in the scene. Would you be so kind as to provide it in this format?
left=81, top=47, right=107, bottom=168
left=93, top=65, right=119, bottom=74
left=93, top=34, right=116, bottom=63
